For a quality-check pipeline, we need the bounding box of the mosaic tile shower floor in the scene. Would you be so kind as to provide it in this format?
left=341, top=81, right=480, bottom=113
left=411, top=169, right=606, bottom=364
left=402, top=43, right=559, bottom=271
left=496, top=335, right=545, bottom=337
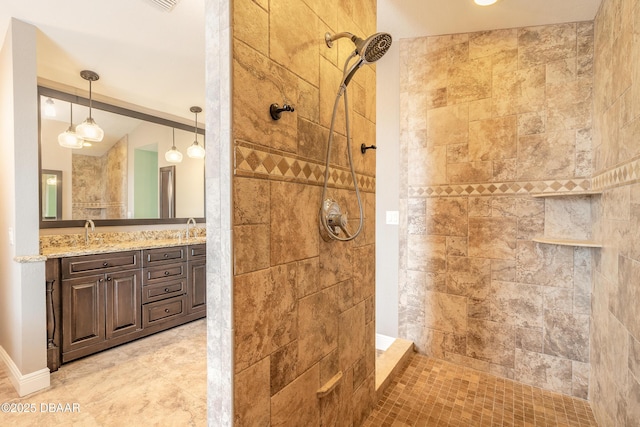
left=364, top=354, right=598, bottom=427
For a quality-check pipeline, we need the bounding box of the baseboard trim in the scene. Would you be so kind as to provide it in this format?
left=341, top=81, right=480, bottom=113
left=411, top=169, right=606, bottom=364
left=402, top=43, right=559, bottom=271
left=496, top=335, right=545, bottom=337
left=0, top=346, right=50, bottom=397
left=375, top=333, right=396, bottom=351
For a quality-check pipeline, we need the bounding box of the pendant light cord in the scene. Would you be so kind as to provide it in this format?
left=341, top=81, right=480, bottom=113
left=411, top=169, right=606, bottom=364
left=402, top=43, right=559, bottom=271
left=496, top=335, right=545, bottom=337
left=88, top=80, right=93, bottom=120
left=194, top=112, right=198, bottom=143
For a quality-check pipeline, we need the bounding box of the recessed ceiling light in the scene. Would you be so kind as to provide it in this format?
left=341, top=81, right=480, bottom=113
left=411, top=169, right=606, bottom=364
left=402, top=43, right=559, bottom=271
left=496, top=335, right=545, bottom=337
left=475, top=0, right=499, bottom=5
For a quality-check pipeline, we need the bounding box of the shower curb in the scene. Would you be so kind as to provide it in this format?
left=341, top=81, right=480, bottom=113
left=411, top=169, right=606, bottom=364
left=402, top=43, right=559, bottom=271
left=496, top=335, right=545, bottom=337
left=375, top=338, right=415, bottom=401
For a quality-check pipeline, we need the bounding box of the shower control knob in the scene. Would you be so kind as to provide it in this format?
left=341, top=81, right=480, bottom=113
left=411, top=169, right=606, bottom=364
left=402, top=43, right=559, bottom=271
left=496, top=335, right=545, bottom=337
left=322, top=199, right=353, bottom=238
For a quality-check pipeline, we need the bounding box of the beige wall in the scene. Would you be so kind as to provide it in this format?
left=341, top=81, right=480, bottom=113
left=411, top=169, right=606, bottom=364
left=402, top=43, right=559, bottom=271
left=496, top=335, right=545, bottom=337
left=0, top=18, right=48, bottom=393
left=231, top=0, right=377, bottom=424
left=399, top=23, right=595, bottom=398
left=591, top=0, right=640, bottom=424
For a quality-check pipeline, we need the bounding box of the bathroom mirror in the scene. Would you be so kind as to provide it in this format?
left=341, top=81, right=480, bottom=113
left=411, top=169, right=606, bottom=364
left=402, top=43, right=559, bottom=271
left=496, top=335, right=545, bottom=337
left=38, top=86, right=205, bottom=228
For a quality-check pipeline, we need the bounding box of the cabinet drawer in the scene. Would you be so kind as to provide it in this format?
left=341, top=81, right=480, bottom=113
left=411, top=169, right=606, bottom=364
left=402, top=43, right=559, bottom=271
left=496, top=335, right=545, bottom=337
left=62, top=251, right=140, bottom=278
left=142, top=295, right=186, bottom=328
left=188, top=244, right=206, bottom=260
left=143, top=263, right=186, bottom=285
left=142, top=279, right=186, bottom=303
left=143, top=246, right=185, bottom=266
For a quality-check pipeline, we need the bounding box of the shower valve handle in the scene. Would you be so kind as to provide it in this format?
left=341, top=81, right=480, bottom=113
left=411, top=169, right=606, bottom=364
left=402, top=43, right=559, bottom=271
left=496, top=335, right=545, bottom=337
left=327, top=213, right=351, bottom=238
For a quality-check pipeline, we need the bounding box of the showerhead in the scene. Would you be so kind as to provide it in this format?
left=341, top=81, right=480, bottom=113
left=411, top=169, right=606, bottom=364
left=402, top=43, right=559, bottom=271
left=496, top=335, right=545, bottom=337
left=325, top=31, right=393, bottom=64
left=325, top=31, right=393, bottom=88
left=352, top=32, right=393, bottom=64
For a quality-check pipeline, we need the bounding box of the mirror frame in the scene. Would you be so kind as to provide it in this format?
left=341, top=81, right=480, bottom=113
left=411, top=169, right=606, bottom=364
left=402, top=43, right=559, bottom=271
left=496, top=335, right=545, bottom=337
left=38, top=86, right=205, bottom=229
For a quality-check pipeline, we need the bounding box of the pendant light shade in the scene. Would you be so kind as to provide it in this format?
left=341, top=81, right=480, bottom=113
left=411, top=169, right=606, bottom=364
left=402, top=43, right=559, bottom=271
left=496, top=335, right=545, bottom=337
left=165, top=128, right=183, bottom=163
left=76, top=70, right=104, bottom=142
left=76, top=117, right=104, bottom=142
left=187, top=106, right=205, bottom=159
left=58, top=103, right=84, bottom=149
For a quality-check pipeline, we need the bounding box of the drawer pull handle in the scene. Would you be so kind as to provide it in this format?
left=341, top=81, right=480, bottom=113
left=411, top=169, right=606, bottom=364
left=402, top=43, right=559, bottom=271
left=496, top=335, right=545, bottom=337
left=164, top=271, right=170, bottom=276
left=164, top=288, right=170, bottom=292
left=164, top=309, right=170, bottom=313
left=103, top=262, right=108, bottom=267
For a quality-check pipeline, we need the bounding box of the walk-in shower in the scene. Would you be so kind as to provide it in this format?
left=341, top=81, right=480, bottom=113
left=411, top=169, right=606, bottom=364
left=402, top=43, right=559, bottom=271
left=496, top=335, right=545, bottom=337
left=319, top=31, right=392, bottom=241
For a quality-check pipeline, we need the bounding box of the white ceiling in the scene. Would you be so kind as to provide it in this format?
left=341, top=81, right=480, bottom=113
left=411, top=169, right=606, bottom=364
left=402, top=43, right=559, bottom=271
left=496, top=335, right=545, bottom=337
left=379, top=0, right=603, bottom=39
left=0, top=0, right=204, bottom=122
left=0, top=0, right=602, bottom=122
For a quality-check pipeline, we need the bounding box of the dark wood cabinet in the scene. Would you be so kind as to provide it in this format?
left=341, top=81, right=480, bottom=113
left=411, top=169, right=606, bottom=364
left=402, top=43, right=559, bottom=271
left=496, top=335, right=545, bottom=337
left=105, top=270, right=142, bottom=340
left=61, top=274, right=105, bottom=354
left=45, top=259, right=62, bottom=372
left=187, top=244, right=206, bottom=314
left=187, top=258, right=206, bottom=314
left=48, top=244, right=205, bottom=371
left=61, top=261, right=142, bottom=361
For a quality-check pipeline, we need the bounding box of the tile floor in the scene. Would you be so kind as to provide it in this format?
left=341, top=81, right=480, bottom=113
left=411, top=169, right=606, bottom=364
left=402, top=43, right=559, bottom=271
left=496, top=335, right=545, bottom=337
left=364, top=354, right=598, bottom=427
left=0, top=319, right=206, bottom=426
left=0, top=323, right=598, bottom=426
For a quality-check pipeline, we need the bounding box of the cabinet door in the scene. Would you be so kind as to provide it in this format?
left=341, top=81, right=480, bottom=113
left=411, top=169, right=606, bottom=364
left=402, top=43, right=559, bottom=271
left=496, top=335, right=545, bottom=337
left=187, top=258, right=206, bottom=314
left=62, top=275, right=105, bottom=353
left=105, top=270, right=142, bottom=339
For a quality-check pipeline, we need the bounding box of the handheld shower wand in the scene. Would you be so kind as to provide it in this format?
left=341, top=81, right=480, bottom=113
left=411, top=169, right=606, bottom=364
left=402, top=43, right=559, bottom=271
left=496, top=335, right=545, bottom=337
left=319, top=31, right=392, bottom=242
left=325, top=32, right=393, bottom=88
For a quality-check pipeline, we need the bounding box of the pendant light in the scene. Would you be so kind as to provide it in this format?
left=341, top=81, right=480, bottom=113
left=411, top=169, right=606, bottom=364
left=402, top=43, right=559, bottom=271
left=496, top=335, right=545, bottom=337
left=187, top=106, right=205, bottom=159
left=165, top=128, right=183, bottom=163
left=75, top=70, right=104, bottom=142
left=58, top=103, right=84, bottom=149
left=44, top=97, right=56, bottom=117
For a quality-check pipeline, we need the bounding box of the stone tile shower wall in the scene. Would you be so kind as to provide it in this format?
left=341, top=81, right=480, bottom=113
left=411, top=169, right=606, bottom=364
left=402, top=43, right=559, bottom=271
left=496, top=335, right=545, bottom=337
left=590, top=0, right=640, bottom=425
left=231, top=0, right=377, bottom=425
left=399, top=23, right=595, bottom=398
left=71, top=136, right=127, bottom=219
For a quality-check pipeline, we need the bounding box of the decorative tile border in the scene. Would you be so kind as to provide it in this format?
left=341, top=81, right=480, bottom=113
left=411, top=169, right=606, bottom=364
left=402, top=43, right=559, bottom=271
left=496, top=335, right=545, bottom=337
left=234, top=142, right=376, bottom=193
left=408, top=179, right=591, bottom=198
left=592, top=156, right=640, bottom=191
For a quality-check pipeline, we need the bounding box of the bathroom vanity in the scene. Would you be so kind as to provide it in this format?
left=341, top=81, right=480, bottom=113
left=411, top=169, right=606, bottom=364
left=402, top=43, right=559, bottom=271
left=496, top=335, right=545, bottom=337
left=44, top=242, right=206, bottom=372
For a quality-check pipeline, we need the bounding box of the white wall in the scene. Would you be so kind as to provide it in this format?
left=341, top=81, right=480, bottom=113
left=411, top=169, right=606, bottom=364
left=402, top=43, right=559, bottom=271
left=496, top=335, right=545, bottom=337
left=0, top=18, right=48, bottom=395
left=127, top=121, right=205, bottom=219
left=375, top=2, right=404, bottom=338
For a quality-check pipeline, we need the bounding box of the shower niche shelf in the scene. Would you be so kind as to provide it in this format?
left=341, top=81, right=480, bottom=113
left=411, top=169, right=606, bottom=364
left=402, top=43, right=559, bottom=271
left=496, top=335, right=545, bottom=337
left=532, top=236, right=602, bottom=248
left=530, top=190, right=602, bottom=248
left=530, top=190, right=602, bottom=198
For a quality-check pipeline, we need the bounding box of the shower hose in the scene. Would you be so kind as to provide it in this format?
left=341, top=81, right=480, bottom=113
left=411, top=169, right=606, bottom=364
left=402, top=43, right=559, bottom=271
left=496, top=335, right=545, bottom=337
left=319, top=51, right=365, bottom=242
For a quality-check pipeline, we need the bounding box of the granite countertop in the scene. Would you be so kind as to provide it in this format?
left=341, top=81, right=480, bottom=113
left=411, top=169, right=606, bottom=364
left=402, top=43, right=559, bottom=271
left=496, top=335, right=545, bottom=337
left=41, top=236, right=207, bottom=259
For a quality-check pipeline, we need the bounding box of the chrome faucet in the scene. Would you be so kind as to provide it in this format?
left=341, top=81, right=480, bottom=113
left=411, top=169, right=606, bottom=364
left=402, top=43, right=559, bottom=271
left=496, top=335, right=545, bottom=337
left=186, top=217, right=196, bottom=240
left=84, top=219, right=95, bottom=245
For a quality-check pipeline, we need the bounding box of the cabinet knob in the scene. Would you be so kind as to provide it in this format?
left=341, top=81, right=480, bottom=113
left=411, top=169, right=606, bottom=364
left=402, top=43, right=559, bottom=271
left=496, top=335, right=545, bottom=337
left=164, top=271, right=170, bottom=276
left=164, top=309, right=170, bottom=313
left=106, top=276, right=112, bottom=281
left=99, top=278, right=104, bottom=283
left=164, top=254, right=169, bottom=258
left=103, top=262, right=108, bottom=267
left=164, top=288, right=170, bottom=292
